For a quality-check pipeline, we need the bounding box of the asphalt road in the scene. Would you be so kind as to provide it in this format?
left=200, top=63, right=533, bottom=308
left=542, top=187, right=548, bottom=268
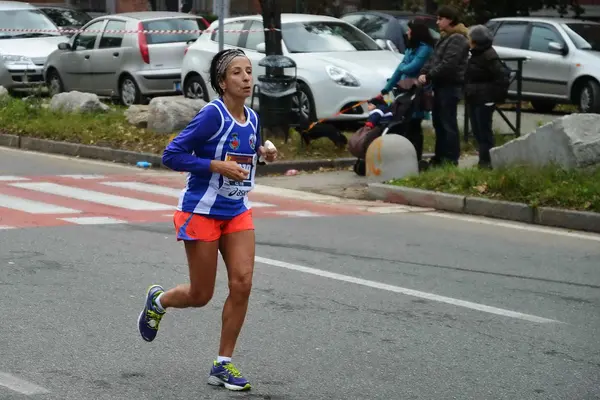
left=1, top=147, right=599, bottom=400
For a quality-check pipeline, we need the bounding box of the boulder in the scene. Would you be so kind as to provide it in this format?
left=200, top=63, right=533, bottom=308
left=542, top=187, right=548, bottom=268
left=365, top=134, right=419, bottom=183
left=124, top=104, right=150, bottom=128
left=49, top=91, right=109, bottom=113
left=490, top=113, right=600, bottom=169
left=0, top=86, right=8, bottom=98
left=146, top=96, right=207, bottom=134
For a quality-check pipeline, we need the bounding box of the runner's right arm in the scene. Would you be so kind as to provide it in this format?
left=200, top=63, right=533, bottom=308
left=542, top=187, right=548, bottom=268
left=162, top=104, right=222, bottom=175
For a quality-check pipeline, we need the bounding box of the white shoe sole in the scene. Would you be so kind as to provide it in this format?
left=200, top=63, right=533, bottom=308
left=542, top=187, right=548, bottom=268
left=207, top=375, right=250, bottom=391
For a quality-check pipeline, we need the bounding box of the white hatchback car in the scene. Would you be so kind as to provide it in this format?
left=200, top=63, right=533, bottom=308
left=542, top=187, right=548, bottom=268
left=180, top=13, right=403, bottom=122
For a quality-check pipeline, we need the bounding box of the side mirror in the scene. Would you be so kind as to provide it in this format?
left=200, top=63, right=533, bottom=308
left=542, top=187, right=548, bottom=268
left=375, top=39, right=386, bottom=50
left=386, top=39, right=399, bottom=52
left=256, top=42, right=266, bottom=53
left=58, top=42, right=71, bottom=50
left=548, top=41, right=566, bottom=54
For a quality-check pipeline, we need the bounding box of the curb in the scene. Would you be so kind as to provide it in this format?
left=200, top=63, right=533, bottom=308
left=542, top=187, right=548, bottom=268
left=0, top=133, right=356, bottom=176
left=367, top=183, right=600, bottom=234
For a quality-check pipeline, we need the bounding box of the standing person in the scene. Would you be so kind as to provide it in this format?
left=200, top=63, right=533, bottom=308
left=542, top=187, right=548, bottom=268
left=465, top=25, right=510, bottom=168
left=418, top=5, right=470, bottom=167
left=137, top=48, right=277, bottom=392
left=378, top=19, right=435, bottom=163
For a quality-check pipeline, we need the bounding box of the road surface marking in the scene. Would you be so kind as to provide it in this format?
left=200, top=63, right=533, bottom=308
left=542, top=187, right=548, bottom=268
left=0, top=226, right=15, bottom=230
left=102, top=182, right=275, bottom=208
left=255, top=256, right=561, bottom=324
left=101, top=181, right=182, bottom=197
left=60, top=216, right=127, bottom=225
left=255, top=185, right=600, bottom=242
left=59, top=174, right=105, bottom=179
left=0, top=193, right=81, bottom=214
left=10, top=182, right=173, bottom=211
left=0, top=176, right=29, bottom=181
left=426, top=212, right=600, bottom=242
left=0, top=372, right=50, bottom=395
left=272, top=210, right=324, bottom=217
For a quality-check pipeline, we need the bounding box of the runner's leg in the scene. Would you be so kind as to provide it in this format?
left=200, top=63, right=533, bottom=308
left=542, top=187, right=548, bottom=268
left=218, top=229, right=255, bottom=357
left=159, top=240, right=219, bottom=308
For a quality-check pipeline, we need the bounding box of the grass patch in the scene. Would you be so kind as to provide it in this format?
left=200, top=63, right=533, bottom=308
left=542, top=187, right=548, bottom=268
left=0, top=96, right=517, bottom=161
left=390, top=164, right=600, bottom=212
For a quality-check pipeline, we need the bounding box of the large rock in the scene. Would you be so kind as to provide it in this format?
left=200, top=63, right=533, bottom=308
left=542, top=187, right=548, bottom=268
left=365, top=134, right=419, bottom=183
left=124, top=104, right=150, bottom=128
left=490, top=113, right=600, bottom=169
left=49, top=91, right=109, bottom=113
left=146, top=96, right=207, bottom=133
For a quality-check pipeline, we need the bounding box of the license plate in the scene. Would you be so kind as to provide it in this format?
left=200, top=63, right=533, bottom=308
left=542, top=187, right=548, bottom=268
left=174, top=81, right=181, bottom=92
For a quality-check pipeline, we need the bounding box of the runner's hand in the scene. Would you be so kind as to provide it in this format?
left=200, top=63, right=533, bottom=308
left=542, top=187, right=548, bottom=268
left=211, top=160, right=249, bottom=181
left=258, top=146, right=277, bottom=162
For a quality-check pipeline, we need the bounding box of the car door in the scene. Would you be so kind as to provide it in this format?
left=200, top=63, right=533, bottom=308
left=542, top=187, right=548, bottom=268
left=522, top=22, right=572, bottom=99
left=59, top=19, right=105, bottom=91
left=90, top=19, right=126, bottom=95
left=490, top=21, right=531, bottom=96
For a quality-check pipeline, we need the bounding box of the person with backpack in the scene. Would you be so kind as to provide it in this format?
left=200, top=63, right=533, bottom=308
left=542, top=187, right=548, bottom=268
left=464, top=24, right=510, bottom=169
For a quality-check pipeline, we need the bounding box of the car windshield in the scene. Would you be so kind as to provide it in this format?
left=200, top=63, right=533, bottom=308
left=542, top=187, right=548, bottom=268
left=563, top=22, right=600, bottom=51
left=41, top=7, right=92, bottom=27
left=0, top=9, right=60, bottom=38
left=142, top=18, right=205, bottom=44
left=282, top=21, right=381, bottom=53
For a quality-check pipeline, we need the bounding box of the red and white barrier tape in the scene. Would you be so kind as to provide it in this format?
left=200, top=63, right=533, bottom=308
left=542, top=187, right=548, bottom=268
left=0, top=27, right=280, bottom=34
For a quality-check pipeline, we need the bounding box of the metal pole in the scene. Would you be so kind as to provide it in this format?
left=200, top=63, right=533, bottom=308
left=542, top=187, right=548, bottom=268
left=218, top=0, right=224, bottom=51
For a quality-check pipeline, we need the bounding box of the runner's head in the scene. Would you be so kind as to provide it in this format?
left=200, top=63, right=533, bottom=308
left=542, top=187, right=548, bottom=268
left=210, top=49, right=253, bottom=99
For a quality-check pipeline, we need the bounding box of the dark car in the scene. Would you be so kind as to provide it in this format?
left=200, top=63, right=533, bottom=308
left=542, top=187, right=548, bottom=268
left=341, top=10, right=439, bottom=53
left=31, top=3, right=93, bottom=36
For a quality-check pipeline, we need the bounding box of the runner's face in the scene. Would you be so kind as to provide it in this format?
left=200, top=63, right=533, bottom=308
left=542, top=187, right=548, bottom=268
left=221, top=56, right=253, bottom=99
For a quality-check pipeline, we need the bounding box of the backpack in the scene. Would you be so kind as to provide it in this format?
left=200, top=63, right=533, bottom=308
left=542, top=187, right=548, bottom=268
left=496, top=60, right=511, bottom=102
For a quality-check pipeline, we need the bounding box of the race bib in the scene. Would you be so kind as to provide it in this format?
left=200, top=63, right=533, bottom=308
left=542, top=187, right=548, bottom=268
left=218, top=152, right=256, bottom=199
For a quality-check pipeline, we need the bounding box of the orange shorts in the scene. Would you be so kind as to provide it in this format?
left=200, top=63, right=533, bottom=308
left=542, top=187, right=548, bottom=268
left=173, top=209, right=254, bottom=242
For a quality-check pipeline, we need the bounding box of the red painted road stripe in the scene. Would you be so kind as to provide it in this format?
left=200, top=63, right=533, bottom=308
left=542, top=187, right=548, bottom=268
left=0, top=174, right=371, bottom=229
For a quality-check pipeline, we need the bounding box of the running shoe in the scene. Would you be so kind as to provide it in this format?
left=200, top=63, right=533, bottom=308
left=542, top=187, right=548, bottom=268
left=137, top=284, right=165, bottom=342
left=207, top=360, right=251, bottom=391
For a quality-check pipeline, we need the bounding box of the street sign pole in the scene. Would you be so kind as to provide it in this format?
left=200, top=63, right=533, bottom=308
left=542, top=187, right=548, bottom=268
left=218, top=0, right=225, bottom=52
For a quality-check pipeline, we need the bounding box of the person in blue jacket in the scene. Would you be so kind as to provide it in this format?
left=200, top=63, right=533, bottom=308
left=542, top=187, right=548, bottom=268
left=372, top=19, right=436, bottom=161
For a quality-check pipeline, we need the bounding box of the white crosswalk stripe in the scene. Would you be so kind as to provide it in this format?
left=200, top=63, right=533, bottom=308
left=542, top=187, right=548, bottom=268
left=0, top=176, right=30, bottom=181
left=10, top=182, right=174, bottom=211
left=58, top=174, right=105, bottom=179
left=0, top=193, right=81, bottom=214
left=59, top=216, right=127, bottom=225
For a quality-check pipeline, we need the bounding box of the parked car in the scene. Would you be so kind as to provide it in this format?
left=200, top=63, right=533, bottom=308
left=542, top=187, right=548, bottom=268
left=341, top=10, right=439, bottom=54
left=0, top=1, right=68, bottom=93
left=181, top=13, right=403, bottom=122
left=43, top=11, right=210, bottom=105
left=486, top=16, right=600, bottom=113
left=31, top=3, right=93, bottom=36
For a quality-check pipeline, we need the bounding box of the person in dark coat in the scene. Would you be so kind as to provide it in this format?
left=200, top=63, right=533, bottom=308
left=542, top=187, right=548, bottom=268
left=418, top=5, right=470, bottom=167
left=465, top=24, right=510, bottom=168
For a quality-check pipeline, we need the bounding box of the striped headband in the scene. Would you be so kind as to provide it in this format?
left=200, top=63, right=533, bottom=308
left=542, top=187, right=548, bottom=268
left=216, top=49, right=247, bottom=82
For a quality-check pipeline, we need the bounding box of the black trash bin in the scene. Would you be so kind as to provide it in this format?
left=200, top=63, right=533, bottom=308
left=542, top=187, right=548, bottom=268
left=254, top=55, right=298, bottom=129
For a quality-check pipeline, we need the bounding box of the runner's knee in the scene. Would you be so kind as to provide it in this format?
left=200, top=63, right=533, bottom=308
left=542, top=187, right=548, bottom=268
left=228, top=273, right=253, bottom=299
left=188, top=287, right=214, bottom=307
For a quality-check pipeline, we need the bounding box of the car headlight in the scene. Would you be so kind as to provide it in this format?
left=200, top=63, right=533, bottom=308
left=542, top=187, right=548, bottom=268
left=1, top=55, right=35, bottom=66
left=325, top=65, right=360, bottom=87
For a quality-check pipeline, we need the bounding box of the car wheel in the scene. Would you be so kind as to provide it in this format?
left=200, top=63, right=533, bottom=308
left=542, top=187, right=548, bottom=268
left=578, top=79, right=600, bottom=113
left=184, top=74, right=208, bottom=101
left=530, top=100, right=556, bottom=114
left=46, top=69, right=64, bottom=97
left=119, top=75, right=141, bottom=106
left=293, top=81, right=316, bottom=122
